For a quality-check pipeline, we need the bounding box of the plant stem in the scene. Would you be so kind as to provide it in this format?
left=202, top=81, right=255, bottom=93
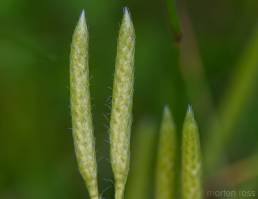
left=125, top=119, right=157, bottom=199
left=165, top=0, right=181, bottom=43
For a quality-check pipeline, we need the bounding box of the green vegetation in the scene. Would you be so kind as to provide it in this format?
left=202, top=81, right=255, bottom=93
left=1, top=0, right=258, bottom=199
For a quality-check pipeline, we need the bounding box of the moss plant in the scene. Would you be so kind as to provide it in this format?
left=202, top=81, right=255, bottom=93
left=109, top=8, right=135, bottom=199
left=69, top=8, right=204, bottom=199
left=155, top=106, right=176, bottom=199
left=70, top=11, right=99, bottom=199
left=182, top=106, right=202, bottom=199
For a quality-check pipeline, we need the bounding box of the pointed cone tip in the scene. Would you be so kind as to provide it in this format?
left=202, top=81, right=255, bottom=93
left=163, top=105, right=171, bottom=116
left=123, top=7, right=130, bottom=16
left=123, top=7, right=132, bottom=24
left=162, top=105, right=175, bottom=128
left=185, top=104, right=196, bottom=122
left=80, top=10, right=85, bottom=18
left=187, top=104, right=193, bottom=114
left=78, top=10, right=86, bottom=25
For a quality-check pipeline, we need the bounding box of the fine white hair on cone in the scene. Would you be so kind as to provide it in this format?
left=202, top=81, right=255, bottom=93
left=70, top=10, right=99, bottom=199
left=110, top=7, right=135, bottom=199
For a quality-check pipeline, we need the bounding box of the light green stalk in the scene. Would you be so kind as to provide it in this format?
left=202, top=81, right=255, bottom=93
left=182, top=106, right=202, bottom=199
left=110, top=7, right=135, bottom=199
left=155, top=106, right=176, bottom=199
left=70, top=11, right=99, bottom=199
left=125, top=119, right=157, bottom=199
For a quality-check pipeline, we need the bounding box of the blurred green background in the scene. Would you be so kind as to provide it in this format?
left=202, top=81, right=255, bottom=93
left=0, top=0, right=258, bottom=198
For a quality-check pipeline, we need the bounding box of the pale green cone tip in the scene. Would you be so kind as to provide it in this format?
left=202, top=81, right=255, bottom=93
left=163, top=105, right=174, bottom=122
left=80, top=9, right=85, bottom=19
left=161, top=106, right=176, bottom=134
left=123, top=7, right=132, bottom=27
left=185, top=104, right=195, bottom=123
left=75, top=10, right=87, bottom=34
left=120, top=7, right=135, bottom=40
left=182, top=105, right=203, bottom=199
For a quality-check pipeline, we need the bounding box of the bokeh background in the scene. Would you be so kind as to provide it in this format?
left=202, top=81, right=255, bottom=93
left=1, top=0, right=258, bottom=198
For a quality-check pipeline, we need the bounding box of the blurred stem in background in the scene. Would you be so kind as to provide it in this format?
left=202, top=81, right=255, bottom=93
left=205, top=26, right=258, bottom=174
left=208, top=153, right=258, bottom=199
left=178, top=1, right=215, bottom=123
left=166, top=0, right=215, bottom=123
left=125, top=119, right=157, bottom=199
left=165, top=0, right=181, bottom=44
left=207, top=153, right=258, bottom=189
